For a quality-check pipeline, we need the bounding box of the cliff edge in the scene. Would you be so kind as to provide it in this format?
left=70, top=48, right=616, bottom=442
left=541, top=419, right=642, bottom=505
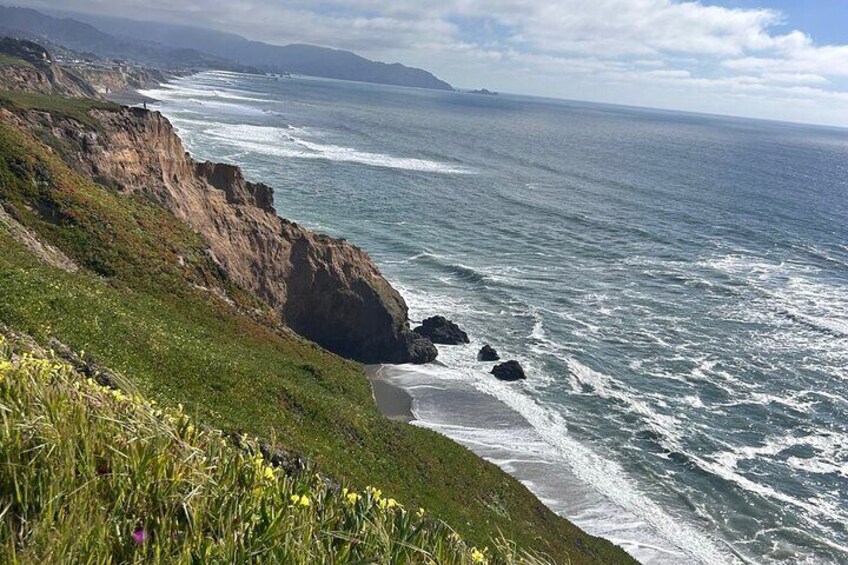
left=3, top=101, right=436, bottom=364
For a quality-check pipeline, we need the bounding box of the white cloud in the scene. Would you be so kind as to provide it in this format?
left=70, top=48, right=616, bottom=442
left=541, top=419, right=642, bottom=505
left=14, top=0, right=848, bottom=126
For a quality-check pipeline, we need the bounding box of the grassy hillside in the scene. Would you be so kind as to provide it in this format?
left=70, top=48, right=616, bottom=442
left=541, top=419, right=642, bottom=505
left=0, top=54, right=33, bottom=68
left=0, top=91, right=119, bottom=128
left=0, top=334, right=551, bottom=563
left=0, top=99, right=636, bottom=563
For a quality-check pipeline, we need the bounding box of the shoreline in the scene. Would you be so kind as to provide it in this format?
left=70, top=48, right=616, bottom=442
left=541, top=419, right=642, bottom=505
left=366, top=359, right=717, bottom=565
left=366, top=364, right=415, bottom=423
left=104, top=88, right=159, bottom=107
left=139, top=71, right=708, bottom=565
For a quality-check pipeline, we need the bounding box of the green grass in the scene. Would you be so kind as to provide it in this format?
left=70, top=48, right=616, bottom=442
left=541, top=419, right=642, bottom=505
left=0, top=101, right=636, bottom=563
left=0, top=54, right=34, bottom=68
left=0, top=336, right=551, bottom=564
left=0, top=90, right=119, bottom=129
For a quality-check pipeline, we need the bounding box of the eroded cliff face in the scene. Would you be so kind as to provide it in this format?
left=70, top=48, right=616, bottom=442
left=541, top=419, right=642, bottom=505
left=0, top=39, right=98, bottom=98
left=7, top=104, right=435, bottom=364
left=71, top=67, right=168, bottom=94
left=0, top=63, right=99, bottom=98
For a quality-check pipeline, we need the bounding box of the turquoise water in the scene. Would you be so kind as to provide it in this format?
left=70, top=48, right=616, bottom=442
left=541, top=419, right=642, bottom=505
left=143, top=72, right=848, bottom=564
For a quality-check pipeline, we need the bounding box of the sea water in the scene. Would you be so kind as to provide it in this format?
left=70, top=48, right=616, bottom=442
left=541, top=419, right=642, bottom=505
left=141, top=72, right=848, bottom=564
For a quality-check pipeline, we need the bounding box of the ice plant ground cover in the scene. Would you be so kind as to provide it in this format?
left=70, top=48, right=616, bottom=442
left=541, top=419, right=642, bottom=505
left=0, top=334, right=554, bottom=564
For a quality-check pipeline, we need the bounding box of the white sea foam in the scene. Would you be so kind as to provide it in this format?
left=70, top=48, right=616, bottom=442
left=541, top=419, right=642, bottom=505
left=700, top=253, right=848, bottom=373
left=141, top=80, right=273, bottom=104
left=197, top=123, right=473, bottom=174
left=378, top=279, right=737, bottom=564
left=148, top=72, right=848, bottom=564
left=392, top=357, right=736, bottom=565
left=393, top=278, right=848, bottom=563
left=140, top=89, right=268, bottom=117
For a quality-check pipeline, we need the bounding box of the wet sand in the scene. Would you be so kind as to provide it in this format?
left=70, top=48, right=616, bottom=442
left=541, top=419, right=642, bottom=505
left=365, top=364, right=414, bottom=423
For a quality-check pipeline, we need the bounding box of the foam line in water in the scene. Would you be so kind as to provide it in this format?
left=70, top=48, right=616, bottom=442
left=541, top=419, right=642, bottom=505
left=198, top=122, right=474, bottom=175
left=389, top=359, right=735, bottom=564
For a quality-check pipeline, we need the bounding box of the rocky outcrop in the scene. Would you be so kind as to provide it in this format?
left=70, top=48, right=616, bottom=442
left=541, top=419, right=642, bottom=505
left=8, top=103, right=436, bottom=364
left=413, top=316, right=469, bottom=345
left=0, top=206, right=79, bottom=273
left=491, top=361, right=526, bottom=381
left=478, top=345, right=500, bottom=361
left=195, top=161, right=276, bottom=212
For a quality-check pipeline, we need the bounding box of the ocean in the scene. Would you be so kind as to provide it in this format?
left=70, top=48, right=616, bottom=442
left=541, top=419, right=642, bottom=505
left=141, top=72, right=848, bottom=564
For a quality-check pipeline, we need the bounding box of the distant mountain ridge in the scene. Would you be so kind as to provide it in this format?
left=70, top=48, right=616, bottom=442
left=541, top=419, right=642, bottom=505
left=0, top=6, right=254, bottom=72
left=0, top=6, right=454, bottom=91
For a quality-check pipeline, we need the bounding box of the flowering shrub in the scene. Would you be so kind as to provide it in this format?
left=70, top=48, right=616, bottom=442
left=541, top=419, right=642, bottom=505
left=0, top=335, right=555, bottom=564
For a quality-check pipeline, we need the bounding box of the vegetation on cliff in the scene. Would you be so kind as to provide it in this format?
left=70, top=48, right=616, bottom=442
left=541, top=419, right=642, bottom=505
left=0, top=85, right=636, bottom=564
left=0, top=334, right=551, bottom=563
left=0, top=90, right=119, bottom=128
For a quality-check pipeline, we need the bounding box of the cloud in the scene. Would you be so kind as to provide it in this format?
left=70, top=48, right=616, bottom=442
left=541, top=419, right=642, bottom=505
left=14, top=0, right=848, bottom=126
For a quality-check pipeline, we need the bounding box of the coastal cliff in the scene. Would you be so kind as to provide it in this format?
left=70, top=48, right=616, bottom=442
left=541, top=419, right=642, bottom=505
left=0, top=37, right=97, bottom=98
left=0, top=36, right=641, bottom=564
left=3, top=102, right=435, bottom=364
left=71, top=66, right=168, bottom=94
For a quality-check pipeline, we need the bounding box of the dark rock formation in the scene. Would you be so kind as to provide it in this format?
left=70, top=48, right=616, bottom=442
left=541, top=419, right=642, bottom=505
left=281, top=236, right=437, bottom=364
left=48, top=338, right=120, bottom=389
left=196, top=161, right=276, bottom=212
left=249, top=182, right=276, bottom=213
left=259, top=441, right=306, bottom=476
left=413, top=316, right=469, bottom=345
left=478, top=344, right=500, bottom=361
left=9, top=103, right=435, bottom=364
left=491, top=360, right=526, bottom=381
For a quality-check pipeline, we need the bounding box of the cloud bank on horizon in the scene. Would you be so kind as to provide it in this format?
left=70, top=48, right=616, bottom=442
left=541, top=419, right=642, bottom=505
left=18, top=0, right=848, bottom=126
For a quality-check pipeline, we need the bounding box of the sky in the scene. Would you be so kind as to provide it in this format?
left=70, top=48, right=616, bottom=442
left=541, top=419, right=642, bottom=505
left=14, top=0, right=848, bottom=126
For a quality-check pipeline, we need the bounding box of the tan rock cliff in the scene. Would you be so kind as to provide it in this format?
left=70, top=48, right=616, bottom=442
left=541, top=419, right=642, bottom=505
left=0, top=38, right=98, bottom=98
left=7, top=104, right=436, bottom=363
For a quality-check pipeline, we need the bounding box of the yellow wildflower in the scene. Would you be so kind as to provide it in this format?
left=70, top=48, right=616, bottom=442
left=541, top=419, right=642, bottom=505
left=346, top=492, right=361, bottom=505
left=290, top=494, right=301, bottom=505
left=263, top=467, right=276, bottom=482
left=470, top=547, right=488, bottom=564
left=298, top=495, right=311, bottom=507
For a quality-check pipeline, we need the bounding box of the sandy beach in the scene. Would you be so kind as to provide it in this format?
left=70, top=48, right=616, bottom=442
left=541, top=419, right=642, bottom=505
left=363, top=359, right=695, bottom=564
left=104, top=89, right=158, bottom=107
left=365, top=364, right=415, bottom=423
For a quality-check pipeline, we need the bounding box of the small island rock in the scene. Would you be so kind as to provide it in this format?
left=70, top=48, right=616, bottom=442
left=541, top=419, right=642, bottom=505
left=413, top=316, right=470, bottom=345
left=491, top=360, right=526, bottom=381
left=478, top=345, right=500, bottom=361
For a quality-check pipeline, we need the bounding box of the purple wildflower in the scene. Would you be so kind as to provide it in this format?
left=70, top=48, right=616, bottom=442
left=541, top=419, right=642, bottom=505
left=132, top=529, right=147, bottom=545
